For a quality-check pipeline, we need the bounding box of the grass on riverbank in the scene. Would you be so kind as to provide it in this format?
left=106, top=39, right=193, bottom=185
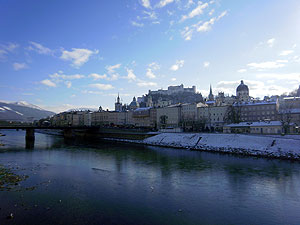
left=0, top=164, right=28, bottom=191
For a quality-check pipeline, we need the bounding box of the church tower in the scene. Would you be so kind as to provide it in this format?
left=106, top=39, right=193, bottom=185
left=115, top=93, right=122, bottom=112
left=208, top=85, right=214, bottom=101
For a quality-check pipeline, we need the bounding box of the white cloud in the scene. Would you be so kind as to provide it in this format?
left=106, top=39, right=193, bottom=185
left=293, top=55, right=300, bottom=63
left=109, top=74, right=119, bottom=81
left=279, top=50, right=294, bottom=56
left=42, top=103, right=99, bottom=113
left=149, top=62, right=160, bottom=70
left=141, top=0, right=151, bottom=8
left=256, top=73, right=300, bottom=82
left=156, top=0, right=174, bottom=8
left=13, top=62, right=28, bottom=71
left=143, top=11, right=157, bottom=20
left=267, top=38, right=275, bottom=47
left=89, top=83, right=114, bottom=90
left=0, top=43, right=18, bottom=60
left=185, top=0, right=195, bottom=9
left=82, top=90, right=103, bottom=95
left=181, top=11, right=227, bottom=40
left=131, top=21, right=144, bottom=27
left=146, top=68, right=156, bottom=79
left=105, top=64, right=121, bottom=80
left=170, top=60, right=184, bottom=71
left=49, top=73, right=85, bottom=80
left=28, top=41, right=52, bottom=55
left=197, top=11, right=227, bottom=32
left=181, top=2, right=209, bottom=22
left=137, top=81, right=157, bottom=87
left=237, top=69, right=247, bottom=73
left=146, top=62, right=160, bottom=79
left=106, top=64, right=121, bottom=74
left=41, top=79, right=56, bottom=87
left=125, top=68, right=137, bottom=80
left=209, top=9, right=215, bottom=16
left=60, top=48, right=99, bottom=68
left=247, top=60, right=287, bottom=70
left=0, top=49, right=6, bottom=59
left=65, top=81, right=72, bottom=88
left=89, top=73, right=108, bottom=80
left=171, top=77, right=176, bottom=81
left=5, top=43, right=19, bottom=52
left=216, top=79, right=291, bottom=98
left=203, top=61, right=210, bottom=68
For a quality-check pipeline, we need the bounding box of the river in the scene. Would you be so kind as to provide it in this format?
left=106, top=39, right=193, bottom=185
left=0, top=130, right=300, bottom=225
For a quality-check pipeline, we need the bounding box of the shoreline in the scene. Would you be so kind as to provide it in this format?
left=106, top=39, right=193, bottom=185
left=104, top=133, right=300, bottom=161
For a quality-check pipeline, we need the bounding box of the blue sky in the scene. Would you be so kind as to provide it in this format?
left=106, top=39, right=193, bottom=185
left=1, top=0, right=300, bottom=112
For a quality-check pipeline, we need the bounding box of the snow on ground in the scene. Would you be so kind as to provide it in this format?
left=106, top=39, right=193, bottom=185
left=140, top=133, right=300, bottom=160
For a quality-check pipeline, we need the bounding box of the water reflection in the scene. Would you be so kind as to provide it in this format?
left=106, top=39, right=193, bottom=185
left=0, top=131, right=300, bottom=224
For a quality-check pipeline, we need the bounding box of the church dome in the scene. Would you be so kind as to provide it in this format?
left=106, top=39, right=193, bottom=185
left=236, top=80, right=249, bottom=92
left=129, top=97, right=139, bottom=108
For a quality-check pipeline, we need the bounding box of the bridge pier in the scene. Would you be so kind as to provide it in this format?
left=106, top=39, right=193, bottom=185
left=25, top=128, right=35, bottom=149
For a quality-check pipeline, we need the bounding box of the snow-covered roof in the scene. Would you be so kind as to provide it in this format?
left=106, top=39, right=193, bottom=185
left=233, top=101, right=276, bottom=106
left=278, top=108, right=300, bottom=114
left=206, top=101, right=215, bottom=104
left=224, top=121, right=284, bottom=128
left=134, top=107, right=152, bottom=112
left=283, top=97, right=300, bottom=100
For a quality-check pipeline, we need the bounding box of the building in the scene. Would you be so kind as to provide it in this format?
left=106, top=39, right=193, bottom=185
left=115, top=93, right=122, bottom=112
left=236, top=80, right=250, bottom=102
left=235, top=101, right=278, bottom=122
left=131, top=107, right=157, bottom=128
left=208, top=85, right=214, bottom=101
left=277, top=96, right=300, bottom=126
left=148, top=84, right=196, bottom=95
left=197, top=105, right=228, bottom=131
left=72, top=111, right=84, bottom=126
left=223, top=121, right=296, bottom=134
left=129, top=97, right=139, bottom=111
left=156, top=104, right=182, bottom=129
left=154, top=97, right=172, bottom=108
left=84, top=112, right=92, bottom=126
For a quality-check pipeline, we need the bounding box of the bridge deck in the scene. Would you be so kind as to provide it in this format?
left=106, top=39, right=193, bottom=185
left=0, top=126, right=95, bottom=130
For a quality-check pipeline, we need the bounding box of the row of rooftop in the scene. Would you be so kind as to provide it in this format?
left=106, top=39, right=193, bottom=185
left=43, top=80, right=300, bottom=134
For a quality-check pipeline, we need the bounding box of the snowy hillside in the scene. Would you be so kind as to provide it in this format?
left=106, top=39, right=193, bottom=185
left=0, top=101, right=55, bottom=122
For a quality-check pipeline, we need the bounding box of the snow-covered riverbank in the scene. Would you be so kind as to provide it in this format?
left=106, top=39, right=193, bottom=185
left=107, top=133, right=300, bottom=160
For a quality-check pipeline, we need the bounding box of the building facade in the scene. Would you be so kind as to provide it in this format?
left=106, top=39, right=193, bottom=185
left=237, top=101, right=278, bottom=122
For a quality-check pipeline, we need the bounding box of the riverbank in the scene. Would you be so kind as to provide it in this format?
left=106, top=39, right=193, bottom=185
left=106, top=133, right=300, bottom=160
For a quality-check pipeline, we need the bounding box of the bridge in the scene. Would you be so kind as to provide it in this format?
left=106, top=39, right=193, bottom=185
left=0, top=126, right=99, bottom=149
left=0, top=125, right=155, bottom=149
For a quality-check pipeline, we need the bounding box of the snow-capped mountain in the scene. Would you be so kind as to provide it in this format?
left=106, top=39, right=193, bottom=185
left=0, top=101, right=55, bottom=122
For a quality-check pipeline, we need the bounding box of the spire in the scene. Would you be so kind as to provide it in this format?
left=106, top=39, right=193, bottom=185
left=117, top=92, right=120, bottom=103
left=208, top=84, right=214, bottom=101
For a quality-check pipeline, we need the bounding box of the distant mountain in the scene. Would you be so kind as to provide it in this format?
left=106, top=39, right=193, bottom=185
left=0, top=101, right=55, bottom=122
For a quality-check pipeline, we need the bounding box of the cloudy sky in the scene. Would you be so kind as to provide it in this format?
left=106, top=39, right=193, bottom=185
left=1, top=0, right=300, bottom=112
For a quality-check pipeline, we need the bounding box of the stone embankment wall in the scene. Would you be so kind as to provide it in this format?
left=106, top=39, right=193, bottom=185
left=111, top=133, right=300, bottom=160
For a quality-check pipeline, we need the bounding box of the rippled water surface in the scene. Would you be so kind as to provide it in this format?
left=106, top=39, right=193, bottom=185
left=1, top=130, right=300, bottom=225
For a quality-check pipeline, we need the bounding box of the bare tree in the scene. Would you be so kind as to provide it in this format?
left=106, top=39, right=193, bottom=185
left=224, top=105, right=241, bottom=124
left=279, top=102, right=293, bottom=134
